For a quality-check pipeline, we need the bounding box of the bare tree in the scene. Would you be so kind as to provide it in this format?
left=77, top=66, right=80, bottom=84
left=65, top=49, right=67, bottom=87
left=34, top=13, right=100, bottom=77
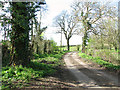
left=71, top=2, right=114, bottom=53
left=54, top=11, right=80, bottom=51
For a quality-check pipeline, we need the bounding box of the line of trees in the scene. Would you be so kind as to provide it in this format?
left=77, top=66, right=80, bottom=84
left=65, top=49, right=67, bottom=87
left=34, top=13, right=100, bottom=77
left=0, top=1, right=59, bottom=66
left=0, top=1, right=119, bottom=66
left=54, top=1, right=119, bottom=54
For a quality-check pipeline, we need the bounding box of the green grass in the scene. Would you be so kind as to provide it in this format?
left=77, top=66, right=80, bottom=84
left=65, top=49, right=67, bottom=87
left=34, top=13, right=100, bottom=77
left=59, top=45, right=81, bottom=51
left=79, top=52, right=120, bottom=70
left=2, top=51, right=69, bottom=89
left=86, top=48, right=119, bottom=65
left=2, top=62, right=55, bottom=89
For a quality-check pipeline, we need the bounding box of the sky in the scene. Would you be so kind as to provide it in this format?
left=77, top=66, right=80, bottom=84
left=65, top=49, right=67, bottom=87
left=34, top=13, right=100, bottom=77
left=42, top=0, right=119, bottom=46
left=0, top=0, right=120, bottom=46
left=42, top=0, right=83, bottom=46
left=42, top=0, right=87, bottom=46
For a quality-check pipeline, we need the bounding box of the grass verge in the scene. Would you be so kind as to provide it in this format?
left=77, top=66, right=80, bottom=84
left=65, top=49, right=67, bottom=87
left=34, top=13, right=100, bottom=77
left=2, top=51, right=69, bottom=89
left=79, top=52, right=120, bottom=70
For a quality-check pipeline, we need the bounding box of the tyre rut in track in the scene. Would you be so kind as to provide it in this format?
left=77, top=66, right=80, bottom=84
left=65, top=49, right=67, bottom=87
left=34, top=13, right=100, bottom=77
left=66, top=52, right=119, bottom=87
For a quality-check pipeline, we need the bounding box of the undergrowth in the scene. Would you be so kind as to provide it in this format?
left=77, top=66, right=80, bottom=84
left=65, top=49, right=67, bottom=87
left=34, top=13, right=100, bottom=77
left=2, top=51, right=69, bottom=89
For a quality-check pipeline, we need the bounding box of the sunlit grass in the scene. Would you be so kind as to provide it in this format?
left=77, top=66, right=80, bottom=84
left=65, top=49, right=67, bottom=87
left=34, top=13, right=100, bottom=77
left=2, top=51, right=69, bottom=89
left=79, top=52, right=120, bottom=70
left=86, top=48, right=119, bottom=65
left=59, top=45, right=81, bottom=51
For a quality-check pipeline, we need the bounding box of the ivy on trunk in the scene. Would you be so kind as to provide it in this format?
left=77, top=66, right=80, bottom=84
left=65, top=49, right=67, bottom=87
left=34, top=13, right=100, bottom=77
left=10, top=2, right=30, bottom=66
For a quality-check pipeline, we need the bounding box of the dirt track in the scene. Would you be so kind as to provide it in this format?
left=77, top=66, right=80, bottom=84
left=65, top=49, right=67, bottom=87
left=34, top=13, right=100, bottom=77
left=24, top=52, right=120, bottom=89
left=64, top=52, right=120, bottom=89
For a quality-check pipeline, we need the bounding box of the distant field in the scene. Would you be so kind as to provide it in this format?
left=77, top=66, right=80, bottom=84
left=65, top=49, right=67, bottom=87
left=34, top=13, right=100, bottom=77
left=58, top=45, right=81, bottom=51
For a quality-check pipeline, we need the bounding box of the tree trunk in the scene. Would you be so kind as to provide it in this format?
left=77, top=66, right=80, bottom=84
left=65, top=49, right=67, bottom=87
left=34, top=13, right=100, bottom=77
left=109, top=44, right=112, bottom=50
left=101, top=43, right=104, bottom=49
left=77, top=45, right=79, bottom=51
left=36, top=44, right=39, bottom=54
left=44, top=41, right=47, bottom=54
left=112, top=43, right=117, bottom=51
left=67, top=39, right=70, bottom=51
left=115, top=47, right=117, bottom=51
left=10, top=2, right=30, bottom=66
left=114, top=43, right=117, bottom=51
left=82, top=30, right=88, bottom=53
left=48, top=41, right=51, bottom=54
left=82, top=45, right=85, bottom=53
